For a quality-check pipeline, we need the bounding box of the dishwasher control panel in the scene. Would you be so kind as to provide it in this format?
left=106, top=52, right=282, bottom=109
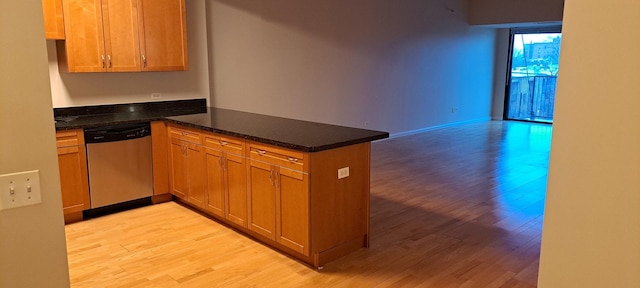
left=84, top=123, right=151, bottom=143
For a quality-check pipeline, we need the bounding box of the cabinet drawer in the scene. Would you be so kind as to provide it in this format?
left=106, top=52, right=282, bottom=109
left=203, top=133, right=245, bottom=156
left=168, top=125, right=202, bottom=145
left=56, top=129, right=84, bottom=148
left=248, top=143, right=307, bottom=173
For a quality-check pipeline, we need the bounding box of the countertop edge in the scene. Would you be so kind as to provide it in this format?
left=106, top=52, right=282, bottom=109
left=56, top=113, right=389, bottom=153
left=163, top=118, right=389, bottom=152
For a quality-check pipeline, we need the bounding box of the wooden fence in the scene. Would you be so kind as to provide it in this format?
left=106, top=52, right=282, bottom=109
left=507, top=76, right=557, bottom=122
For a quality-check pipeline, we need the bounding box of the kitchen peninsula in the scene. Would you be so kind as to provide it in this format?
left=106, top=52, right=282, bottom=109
left=54, top=99, right=388, bottom=268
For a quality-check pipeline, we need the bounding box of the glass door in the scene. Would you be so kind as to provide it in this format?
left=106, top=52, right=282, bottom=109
left=505, top=27, right=562, bottom=123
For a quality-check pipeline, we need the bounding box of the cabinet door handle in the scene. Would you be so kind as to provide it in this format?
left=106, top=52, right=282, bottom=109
left=107, top=55, right=112, bottom=68
left=101, top=55, right=105, bottom=68
left=142, top=55, right=147, bottom=68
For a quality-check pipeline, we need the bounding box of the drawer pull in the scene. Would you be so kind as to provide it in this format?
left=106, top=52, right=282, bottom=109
left=287, top=157, right=299, bottom=163
left=220, top=140, right=228, bottom=146
left=256, top=149, right=266, bottom=156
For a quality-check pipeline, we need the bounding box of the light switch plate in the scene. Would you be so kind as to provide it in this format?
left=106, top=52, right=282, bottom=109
left=338, top=167, right=350, bottom=179
left=0, top=170, right=42, bottom=210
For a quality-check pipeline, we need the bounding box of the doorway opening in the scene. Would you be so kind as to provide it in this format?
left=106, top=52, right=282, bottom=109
left=505, top=27, right=562, bottom=123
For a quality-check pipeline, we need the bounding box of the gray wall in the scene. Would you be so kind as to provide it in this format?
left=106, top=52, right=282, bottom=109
left=207, top=0, right=497, bottom=135
left=0, top=1, right=70, bottom=287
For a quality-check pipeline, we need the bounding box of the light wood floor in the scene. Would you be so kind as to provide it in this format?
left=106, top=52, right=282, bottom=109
left=65, top=120, right=551, bottom=287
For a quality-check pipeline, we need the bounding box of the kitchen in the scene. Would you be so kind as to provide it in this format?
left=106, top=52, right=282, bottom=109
left=4, top=0, right=640, bottom=287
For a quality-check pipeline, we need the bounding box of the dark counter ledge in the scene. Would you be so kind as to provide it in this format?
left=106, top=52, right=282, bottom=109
left=166, top=108, right=389, bottom=152
left=54, top=99, right=389, bottom=152
left=54, top=99, right=207, bottom=130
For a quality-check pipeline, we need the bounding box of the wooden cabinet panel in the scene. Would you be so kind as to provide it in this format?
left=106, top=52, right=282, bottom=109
left=204, top=148, right=224, bottom=217
left=138, top=0, right=188, bottom=71
left=57, top=145, right=90, bottom=213
left=278, top=172, right=309, bottom=255
left=186, top=143, right=204, bottom=208
left=169, top=138, right=188, bottom=200
left=168, top=124, right=204, bottom=207
left=56, top=129, right=90, bottom=223
left=101, top=0, right=141, bottom=72
left=151, top=121, right=171, bottom=202
left=169, top=126, right=202, bottom=144
left=225, top=153, right=247, bottom=227
left=247, top=142, right=310, bottom=255
left=60, top=0, right=106, bottom=72
left=42, top=0, right=65, bottom=39
left=247, top=162, right=276, bottom=241
left=204, top=133, right=247, bottom=227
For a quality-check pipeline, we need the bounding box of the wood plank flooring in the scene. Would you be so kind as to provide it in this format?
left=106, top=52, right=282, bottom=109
left=65, top=120, right=551, bottom=287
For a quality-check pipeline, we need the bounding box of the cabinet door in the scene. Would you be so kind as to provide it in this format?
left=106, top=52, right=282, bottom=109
left=204, top=147, right=225, bottom=217
left=57, top=145, right=90, bottom=214
left=42, top=0, right=65, bottom=39
left=247, top=160, right=276, bottom=240
left=61, top=0, right=106, bottom=72
left=101, top=0, right=141, bottom=72
left=186, top=142, right=204, bottom=208
left=277, top=171, right=309, bottom=255
left=169, top=138, right=188, bottom=200
left=138, top=0, right=188, bottom=71
left=225, top=152, right=247, bottom=227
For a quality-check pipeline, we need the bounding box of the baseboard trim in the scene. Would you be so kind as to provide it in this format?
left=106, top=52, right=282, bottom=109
left=387, top=117, right=492, bottom=139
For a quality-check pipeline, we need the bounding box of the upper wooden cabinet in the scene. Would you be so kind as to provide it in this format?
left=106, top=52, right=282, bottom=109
left=138, top=0, right=188, bottom=71
left=42, top=0, right=65, bottom=39
left=58, top=0, right=187, bottom=72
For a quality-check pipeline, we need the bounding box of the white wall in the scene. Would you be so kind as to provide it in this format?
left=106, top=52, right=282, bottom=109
left=207, top=0, right=497, bottom=135
left=467, top=0, right=564, bottom=26
left=0, top=1, right=70, bottom=287
left=48, top=0, right=210, bottom=108
left=538, top=0, right=640, bottom=287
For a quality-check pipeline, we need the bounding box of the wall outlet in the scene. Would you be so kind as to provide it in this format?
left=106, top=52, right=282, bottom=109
left=338, top=167, right=350, bottom=179
left=151, top=93, right=162, bottom=99
left=0, top=170, right=42, bottom=210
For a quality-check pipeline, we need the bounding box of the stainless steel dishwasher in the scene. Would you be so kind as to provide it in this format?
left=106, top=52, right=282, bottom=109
left=84, top=123, right=153, bottom=208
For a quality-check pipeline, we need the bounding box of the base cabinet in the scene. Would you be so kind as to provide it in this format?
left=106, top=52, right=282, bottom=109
left=203, top=133, right=247, bottom=227
left=168, top=125, right=204, bottom=207
left=166, top=123, right=371, bottom=268
left=56, top=129, right=90, bottom=223
left=247, top=161, right=277, bottom=240
left=247, top=143, right=309, bottom=256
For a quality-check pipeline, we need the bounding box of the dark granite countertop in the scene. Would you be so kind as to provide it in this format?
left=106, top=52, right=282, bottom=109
left=54, top=99, right=208, bottom=130
left=54, top=99, right=388, bottom=152
left=165, top=108, right=388, bottom=152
